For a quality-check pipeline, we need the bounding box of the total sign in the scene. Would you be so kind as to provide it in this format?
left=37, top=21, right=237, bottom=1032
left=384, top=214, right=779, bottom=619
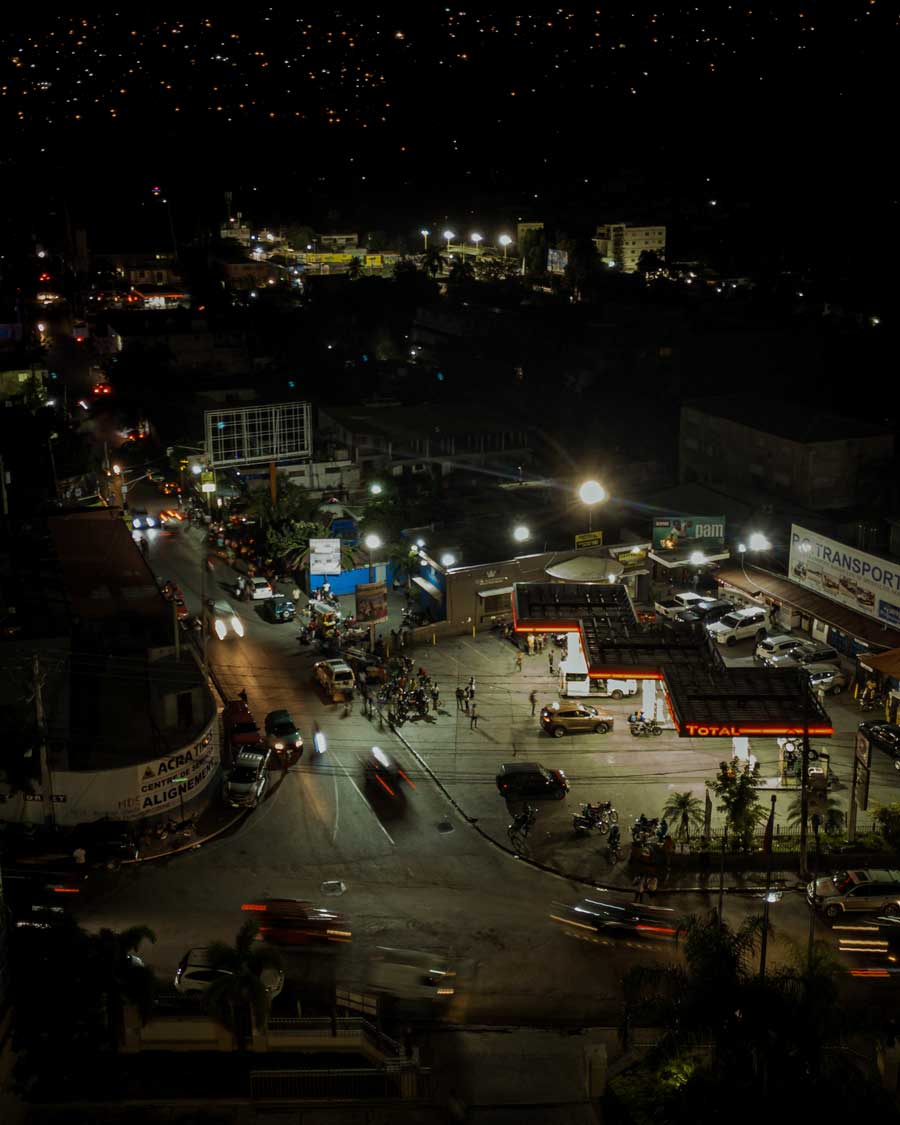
left=789, top=525, right=900, bottom=628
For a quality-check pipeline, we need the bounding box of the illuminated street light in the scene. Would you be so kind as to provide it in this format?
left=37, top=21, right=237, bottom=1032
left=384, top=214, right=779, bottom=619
left=470, top=233, right=482, bottom=255
left=443, top=229, right=455, bottom=251
left=364, top=533, right=382, bottom=551
left=112, top=464, right=121, bottom=475
left=748, top=532, right=771, bottom=552
left=420, top=228, right=430, bottom=250
left=578, top=479, right=608, bottom=533
left=369, top=482, right=384, bottom=496
left=191, top=463, right=202, bottom=475
left=512, top=524, right=530, bottom=543
left=441, top=552, right=456, bottom=567
left=416, top=538, right=426, bottom=548
left=499, top=234, right=512, bottom=258
left=689, top=550, right=707, bottom=566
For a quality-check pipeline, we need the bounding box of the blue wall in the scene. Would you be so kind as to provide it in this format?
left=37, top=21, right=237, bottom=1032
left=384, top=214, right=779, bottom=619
left=310, top=563, right=387, bottom=596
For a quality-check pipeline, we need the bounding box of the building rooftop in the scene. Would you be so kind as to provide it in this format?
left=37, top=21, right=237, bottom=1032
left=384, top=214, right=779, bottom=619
left=320, top=403, right=530, bottom=441
left=684, top=395, right=891, bottom=443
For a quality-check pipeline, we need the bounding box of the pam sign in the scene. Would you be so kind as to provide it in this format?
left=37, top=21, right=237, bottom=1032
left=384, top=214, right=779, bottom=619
left=652, top=515, right=725, bottom=550
left=789, top=524, right=900, bottom=627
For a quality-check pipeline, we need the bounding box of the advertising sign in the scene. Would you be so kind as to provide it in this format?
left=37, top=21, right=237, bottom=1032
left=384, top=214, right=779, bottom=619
left=134, top=733, right=218, bottom=815
left=356, top=580, right=388, bottom=624
left=789, top=525, right=900, bottom=626
left=309, top=538, right=342, bottom=575
left=652, top=516, right=726, bottom=550
left=575, top=531, right=604, bottom=549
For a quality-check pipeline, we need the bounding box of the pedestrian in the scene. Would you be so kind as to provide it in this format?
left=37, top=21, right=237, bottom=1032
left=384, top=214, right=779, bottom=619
left=469, top=703, right=478, bottom=730
left=527, top=633, right=535, bottom=655
left=456, top=686, right=465, bottom=711
left=139, top=537, right=149, bottom=558
left=238, top=688, right=248, bottom=704
left=291, top=585, right=301, bottom=602
left=529, top=689, right=538, bottom=716
left=467, top=676, right=475, bottom=699
left=515, top=651, right=523, bottom=673
left=536, top=633, right=544, bottom=653
left=398, top=631, right=405, bottom=649
left=632, top=874, right=646, bottom=903
left=431, top=686, right=440, bottom=711
left=646, top=873, right=659, bottom=897
left=548, top=652, right=555, bottom=675
left=73, top=846, right=86, bottom=865
left=463, top=690, right=470, bottom=714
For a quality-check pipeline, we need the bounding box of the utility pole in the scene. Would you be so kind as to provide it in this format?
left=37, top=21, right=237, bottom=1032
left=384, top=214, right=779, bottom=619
left=799, top=686, right=811, bottom=878
left=32, top=654, right=56, bottom=829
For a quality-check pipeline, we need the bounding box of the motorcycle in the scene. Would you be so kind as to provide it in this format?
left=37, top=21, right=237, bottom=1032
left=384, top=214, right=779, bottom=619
left=630, top=719, right=663, bottom=737
left=632, top=814, right=659, bottom=843
left=606, top=824, right=622, bottom=863
left=573, top=802, right=610, bottom=836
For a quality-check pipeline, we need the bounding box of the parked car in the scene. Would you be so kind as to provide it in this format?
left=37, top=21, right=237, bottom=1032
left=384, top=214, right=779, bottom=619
left=561, top=676, right=636, bottom=700
left=262, top=596, right=295, bottom=623
left=706, top=606, right=770, bottom=646
left=223, top=700, right=265, bottom=754
left=175, top=947, right=284, bottom=996
left=755, top=634, right=804, bottom=663
left=808, top=868, right=900, bottom=920
left=241, top=899, right=352, bottom=945
left=859, top=722, right=900, bottom=760
left=653, top=591, right=704, bottom=619
left=264, top=709, right=303, bottom=754
left=539, top=702, right=614, bottom=737
left=766, top=641, right=840, bottom=670
left=804, top=663, right=848, bottom=695
left=223, top=747, right=271, bottom=808
left=495, top=761, right=568, bottom=801
left=677, top=599, right=735, bottom=626
left=128, top=508, right=156, bottom=530
left=248, top=576, right=274, bottom=600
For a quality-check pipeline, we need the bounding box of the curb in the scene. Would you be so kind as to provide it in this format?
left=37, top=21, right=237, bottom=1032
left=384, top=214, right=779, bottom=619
left=387, top=720, right=806, bottom=899
left=126, top=806, right=250, bottom=865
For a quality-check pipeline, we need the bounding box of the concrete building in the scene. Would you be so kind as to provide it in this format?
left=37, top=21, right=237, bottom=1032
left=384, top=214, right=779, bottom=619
left=318, top=404, right=532, bottom=478
left=679, top=395, right=895, bottom=511
left=594, top=223, right=666, bottom=272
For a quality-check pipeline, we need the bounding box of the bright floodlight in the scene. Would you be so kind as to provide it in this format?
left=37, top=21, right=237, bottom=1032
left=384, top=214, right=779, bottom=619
left=578, top=480, right=607, bottom=506
left=499, top=234, right=512, bottom=247
left=364, top=533, right=382, bottom=551
left=470, top=233, right=482, bottom=244
left=369, top=482, right=383, bottom=495
left=748, top=532, right=771, bottom=551
left=738, top=543, right=747, bottom=554
left=112, top=463, right=121, bottom=475
left=689, top=551, right=706, bottom=566
left=443, top=230, right=454, bottom=240
left=513, top=525, right=530, bottom=543
left=420, top=228, right=430, bottom=237
left=441, top=552, right=456, bottom=567
left=191, top=462, right=202, bottom=474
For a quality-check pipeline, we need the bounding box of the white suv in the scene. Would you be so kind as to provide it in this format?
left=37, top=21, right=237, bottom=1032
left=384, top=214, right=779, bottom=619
left=754, top=634, right=803, bottom=663
left=707, top=606, right=769, bottom=646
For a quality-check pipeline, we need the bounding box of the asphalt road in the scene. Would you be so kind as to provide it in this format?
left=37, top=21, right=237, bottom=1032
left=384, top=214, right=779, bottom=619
left=73, top=485, right=900, bottom=1025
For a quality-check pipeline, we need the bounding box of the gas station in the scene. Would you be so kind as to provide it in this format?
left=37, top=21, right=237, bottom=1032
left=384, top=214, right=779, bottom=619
left=511, top=582, right=834, bottom=766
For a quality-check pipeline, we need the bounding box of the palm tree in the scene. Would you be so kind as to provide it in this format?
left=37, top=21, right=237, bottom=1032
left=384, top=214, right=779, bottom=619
left=203, top=921, right=282, bottom=1050
left=347, top=255, right=362, bottom=280
left=89, top=924, right=157, bottom=1048
left=785, top=795, right=845, bottom=835
left=421, top=246, right=446, bottom=278
left=662, top=791, right=704, bottom=842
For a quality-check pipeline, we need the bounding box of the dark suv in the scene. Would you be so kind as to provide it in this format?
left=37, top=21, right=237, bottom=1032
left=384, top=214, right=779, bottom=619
left=496, top=762, right=568, bottom=801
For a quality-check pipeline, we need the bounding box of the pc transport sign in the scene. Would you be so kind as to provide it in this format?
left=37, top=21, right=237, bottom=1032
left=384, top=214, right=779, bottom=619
left=789, top=525, right=900, bottom=627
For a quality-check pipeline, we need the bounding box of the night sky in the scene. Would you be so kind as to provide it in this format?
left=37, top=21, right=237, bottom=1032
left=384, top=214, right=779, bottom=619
left=0, top=5, right=896, bottom=263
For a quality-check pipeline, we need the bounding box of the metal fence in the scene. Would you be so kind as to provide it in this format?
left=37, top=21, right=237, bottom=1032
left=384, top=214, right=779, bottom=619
left=266, top=1016, right=402, bottom=1057
left=250, top=1065, right=429, bottom=1102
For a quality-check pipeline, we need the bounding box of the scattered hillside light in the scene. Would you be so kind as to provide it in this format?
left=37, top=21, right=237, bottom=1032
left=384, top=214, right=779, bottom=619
left=797, top=291, right=804, bottom=298
left=871, top=316, right=881, bottom=326
left=709, top=199, right=717, bottom=206
left=364, top=533, right=382, bottom=551
left=250, top=290, right=258, bottom=298
left=37, top=322, right=46, bottom=333
left=369, top=482, right=383, bottom=495
left=748, top=532, right=771, bottom=551
left=441, top=552, right=456, bottom=567
left=690, top=551, right=707, bottom=566
left=513, top=524, right=530, bottom=543
left=46, top=398, right=56, bottom=407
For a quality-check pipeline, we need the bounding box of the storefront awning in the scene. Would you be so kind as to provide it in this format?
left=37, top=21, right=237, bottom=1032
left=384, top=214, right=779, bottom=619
left=650, top=547, right=730, bottom=570
left=412, top=575, right=444, bottom=601
left=477, top=586, right=515, bottom=598
left=544, top=556, right=624, bottom=582
left=858, top=648, right=900, bottom=678
left=714, top=563, right=900, bottom=651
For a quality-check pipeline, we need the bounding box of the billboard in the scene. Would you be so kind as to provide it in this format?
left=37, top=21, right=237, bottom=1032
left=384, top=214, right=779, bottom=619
left=356, top=581, right=388, bottom=624
left=789, top=525, right=900, bottom=626
left=205, top=401, right=311, bottom=469
left=309, top=538, right=342, bottom=575
left=652, top=515, right=726, bottom=550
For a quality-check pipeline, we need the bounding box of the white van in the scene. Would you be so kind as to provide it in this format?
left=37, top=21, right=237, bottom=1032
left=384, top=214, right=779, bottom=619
left=707, top=606, right=770, bottom=646
left=367, top=947, right=456, bottom=1000
left=561, top=672, right=637, bottom=700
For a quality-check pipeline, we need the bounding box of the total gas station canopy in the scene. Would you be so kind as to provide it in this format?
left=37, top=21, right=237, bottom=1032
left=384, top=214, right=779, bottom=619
left=512, top=582, right=832, bottom=738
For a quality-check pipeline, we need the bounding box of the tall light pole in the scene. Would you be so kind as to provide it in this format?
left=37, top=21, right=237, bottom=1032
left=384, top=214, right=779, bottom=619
left=420, top=229, right=430, bottom=251
left=443, top=230, right=455, bottom=253
left=364, top=533, right=382, bottom=583
left=470, top=233, right=482, bottom=255
left=499, top=234, right=512, bottom=259
left=578, top=479, right=607, bottom=534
